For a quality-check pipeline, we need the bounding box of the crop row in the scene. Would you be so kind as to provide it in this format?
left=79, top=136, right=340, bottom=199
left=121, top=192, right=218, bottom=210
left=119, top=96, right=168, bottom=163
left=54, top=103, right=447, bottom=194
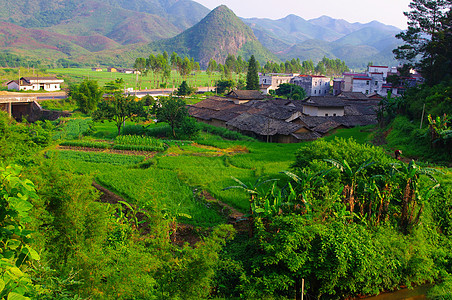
left=115, top=135, right=165, bottom=147
left=112, top=144, right=165, bottom=152
left=51, top=150, right=146, bottom=165
left=60, top=141, right=111, bottom=149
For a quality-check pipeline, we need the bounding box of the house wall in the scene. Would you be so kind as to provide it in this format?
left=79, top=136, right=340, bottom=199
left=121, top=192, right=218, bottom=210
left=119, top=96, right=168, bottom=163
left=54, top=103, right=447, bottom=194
left=343, top=74, right=353, bottom=92
left=292, top=76, right=330, bottom=96
left=7, top=82, right=20, bottom=91
left=352, top=79, right=371, bottom=94
left=333, top=79, right=343, bottom=96
left=259, top=75, right=292, bottom=91
left=311, top=77, right=330, bottom=96
left=368, top=66, right=389, bottom=78
left=291, top=76, right=312, bottom=96
left=318, top=107, right=344, bottom=117
left=302, top=105, right=318, bottom=116
left=210, top=119, right=227, bottom=128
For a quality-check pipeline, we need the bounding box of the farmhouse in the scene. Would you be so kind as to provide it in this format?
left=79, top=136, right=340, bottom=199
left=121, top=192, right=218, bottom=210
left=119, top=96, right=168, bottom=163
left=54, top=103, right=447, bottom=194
left=226, top=90, right=265, bottom=104
left=7, top=77, right=64, bottom=92
left=301, top=97, right=345, bottom=117
left=91, top=67, right=103, bottom=72
left=290, top=75, right=331, bottom=97
left=258, top=73, right=296, bottom=95
left=107, top=67, right=118, bottom=72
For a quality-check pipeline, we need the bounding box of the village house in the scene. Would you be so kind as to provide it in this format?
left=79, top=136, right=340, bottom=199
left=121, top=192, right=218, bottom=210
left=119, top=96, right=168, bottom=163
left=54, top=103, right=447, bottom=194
left=117, top=68, right=140, bottom=74
left=91, top=67, right=103, bottom=72
left=301, top=97, right=345, bottom=117
left=7, top=77, right=64, bottom=92
left=107, top=67, right=118, bottom=72
left=226, top=90, right=265, bottom=104
left=333, top=78, right=344, bottom=96
left=290, top=75, right=331, bottom=97
left=258, top=73, right=296, bottom=95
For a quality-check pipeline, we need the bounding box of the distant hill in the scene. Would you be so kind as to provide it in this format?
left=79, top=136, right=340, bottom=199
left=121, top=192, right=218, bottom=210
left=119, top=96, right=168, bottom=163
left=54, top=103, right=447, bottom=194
left=243, top=15, right=402, bottom=69
left=0, top=0, right=209, bottom=31
left=0, top=0, right=403, bottom=69
left=148, top=5, right=278, bottom=67
left=0, top=0, right=210, bottom=66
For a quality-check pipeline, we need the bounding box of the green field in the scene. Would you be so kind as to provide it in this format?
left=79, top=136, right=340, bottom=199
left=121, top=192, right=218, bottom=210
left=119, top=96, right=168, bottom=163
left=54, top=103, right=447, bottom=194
left=52, top=119, right=375, bottom=226
left=47, top=68, right=241, bottom=90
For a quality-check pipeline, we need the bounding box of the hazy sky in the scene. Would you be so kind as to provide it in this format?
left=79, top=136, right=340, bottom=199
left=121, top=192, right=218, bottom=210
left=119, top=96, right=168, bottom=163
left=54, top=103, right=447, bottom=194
left=195, top=0, right=411, bottom=29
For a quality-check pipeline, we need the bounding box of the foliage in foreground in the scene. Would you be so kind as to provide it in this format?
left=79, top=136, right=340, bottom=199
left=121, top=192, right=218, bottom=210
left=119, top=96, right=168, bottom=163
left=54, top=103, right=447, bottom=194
left=215, top=138, right=452, bottom=299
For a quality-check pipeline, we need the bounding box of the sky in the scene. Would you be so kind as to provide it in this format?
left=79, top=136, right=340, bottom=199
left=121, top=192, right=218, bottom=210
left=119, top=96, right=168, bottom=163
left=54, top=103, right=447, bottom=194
left=194, top=0, right=411, bottom=29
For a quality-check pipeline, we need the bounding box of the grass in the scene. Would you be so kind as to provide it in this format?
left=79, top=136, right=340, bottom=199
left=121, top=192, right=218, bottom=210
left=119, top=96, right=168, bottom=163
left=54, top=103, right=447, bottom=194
left=47, top=68, right=240, bottom=90
left=322, top=125, right=376, bottom=144
left=54, top=156, right=225, bottom=227
left=39, top=98, right=77, bottom=111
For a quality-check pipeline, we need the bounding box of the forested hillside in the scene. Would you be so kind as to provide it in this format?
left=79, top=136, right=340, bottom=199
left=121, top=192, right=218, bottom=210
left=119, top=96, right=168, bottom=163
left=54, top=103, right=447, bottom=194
left=148, top=5, right=278, bottom=67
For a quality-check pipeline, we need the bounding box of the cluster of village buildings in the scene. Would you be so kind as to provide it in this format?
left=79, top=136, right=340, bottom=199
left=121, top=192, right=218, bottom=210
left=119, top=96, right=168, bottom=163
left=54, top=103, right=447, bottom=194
left=259, top=65, right=423, bottom=97
left=4, top=64, right=424, bottom=144
left=189, top=90, right=380, bottom=143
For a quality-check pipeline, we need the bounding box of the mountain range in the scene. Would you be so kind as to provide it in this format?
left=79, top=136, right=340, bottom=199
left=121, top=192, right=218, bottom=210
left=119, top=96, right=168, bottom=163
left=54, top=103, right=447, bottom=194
left=0, top=0, right=403, bottom=69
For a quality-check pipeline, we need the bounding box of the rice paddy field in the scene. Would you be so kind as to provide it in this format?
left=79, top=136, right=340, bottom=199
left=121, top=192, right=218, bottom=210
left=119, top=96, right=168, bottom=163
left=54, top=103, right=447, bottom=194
left=51, top=118, right=376, bottom=227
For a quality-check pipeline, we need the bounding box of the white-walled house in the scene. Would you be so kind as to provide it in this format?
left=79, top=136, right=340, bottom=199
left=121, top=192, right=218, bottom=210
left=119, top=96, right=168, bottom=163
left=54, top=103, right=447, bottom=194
left=302, top=97, right=345, bottom=117
left=259, top=73, right=295, bottom=94
left=7, top=77, right=64, bottom=91
left=368, top=65, right=389, bottom=79
left=291, top=75, right=331, bottom=97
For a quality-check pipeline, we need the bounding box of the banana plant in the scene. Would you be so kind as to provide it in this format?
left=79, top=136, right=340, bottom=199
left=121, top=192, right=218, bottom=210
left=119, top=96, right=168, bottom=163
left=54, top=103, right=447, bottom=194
left=391, top=160, right=441, bottom=233
left=223, top=176, right=278, bottom=237
left=280, top=169, right=332, bottom=216
left=324, top=158, right=375, bottom=218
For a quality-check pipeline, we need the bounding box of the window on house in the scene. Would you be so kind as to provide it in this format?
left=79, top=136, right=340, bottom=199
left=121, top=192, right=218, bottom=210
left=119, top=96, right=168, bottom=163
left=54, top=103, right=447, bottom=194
left=366, top=81, right=370, bottom=85
left=314, top=90, right=317, bottom=94
left=366, top=90, right=369, bottom=94
left=325, top=113, right=328, bottom=116
left=333, top=113, right=337, bottom=116
left=375, top=81, right=378, bottom=86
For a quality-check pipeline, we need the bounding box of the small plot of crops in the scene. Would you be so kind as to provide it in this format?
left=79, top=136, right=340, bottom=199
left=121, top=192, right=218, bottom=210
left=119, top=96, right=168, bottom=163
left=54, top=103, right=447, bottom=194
left=60, top=135, right=166, bottom=152
left=51, top=150, right=146, bottom=165
left=53, top=118, right=93, bottom=140
left=114, top=135, right=165, bottom=152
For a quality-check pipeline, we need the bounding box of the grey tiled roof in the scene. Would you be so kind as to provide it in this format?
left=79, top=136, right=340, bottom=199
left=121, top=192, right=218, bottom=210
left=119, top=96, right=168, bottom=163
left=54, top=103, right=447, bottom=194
left=227, top=90, right=265, bottom=100
left=302, top=97, right=345, bottom=107
left=227, top=113, right=301, bottom=136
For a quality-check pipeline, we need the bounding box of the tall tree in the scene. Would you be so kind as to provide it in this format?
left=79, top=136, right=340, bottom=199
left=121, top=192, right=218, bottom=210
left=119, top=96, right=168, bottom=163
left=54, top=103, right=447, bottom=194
left=153, top=97, right=195, bottom=138
left=246, top=55, right=259, bottom=90
left=393, top=0, right=452, bottom=84
left=93, top=93, right=147, bottom=135
left=70, top=79, right=103, bottom=114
